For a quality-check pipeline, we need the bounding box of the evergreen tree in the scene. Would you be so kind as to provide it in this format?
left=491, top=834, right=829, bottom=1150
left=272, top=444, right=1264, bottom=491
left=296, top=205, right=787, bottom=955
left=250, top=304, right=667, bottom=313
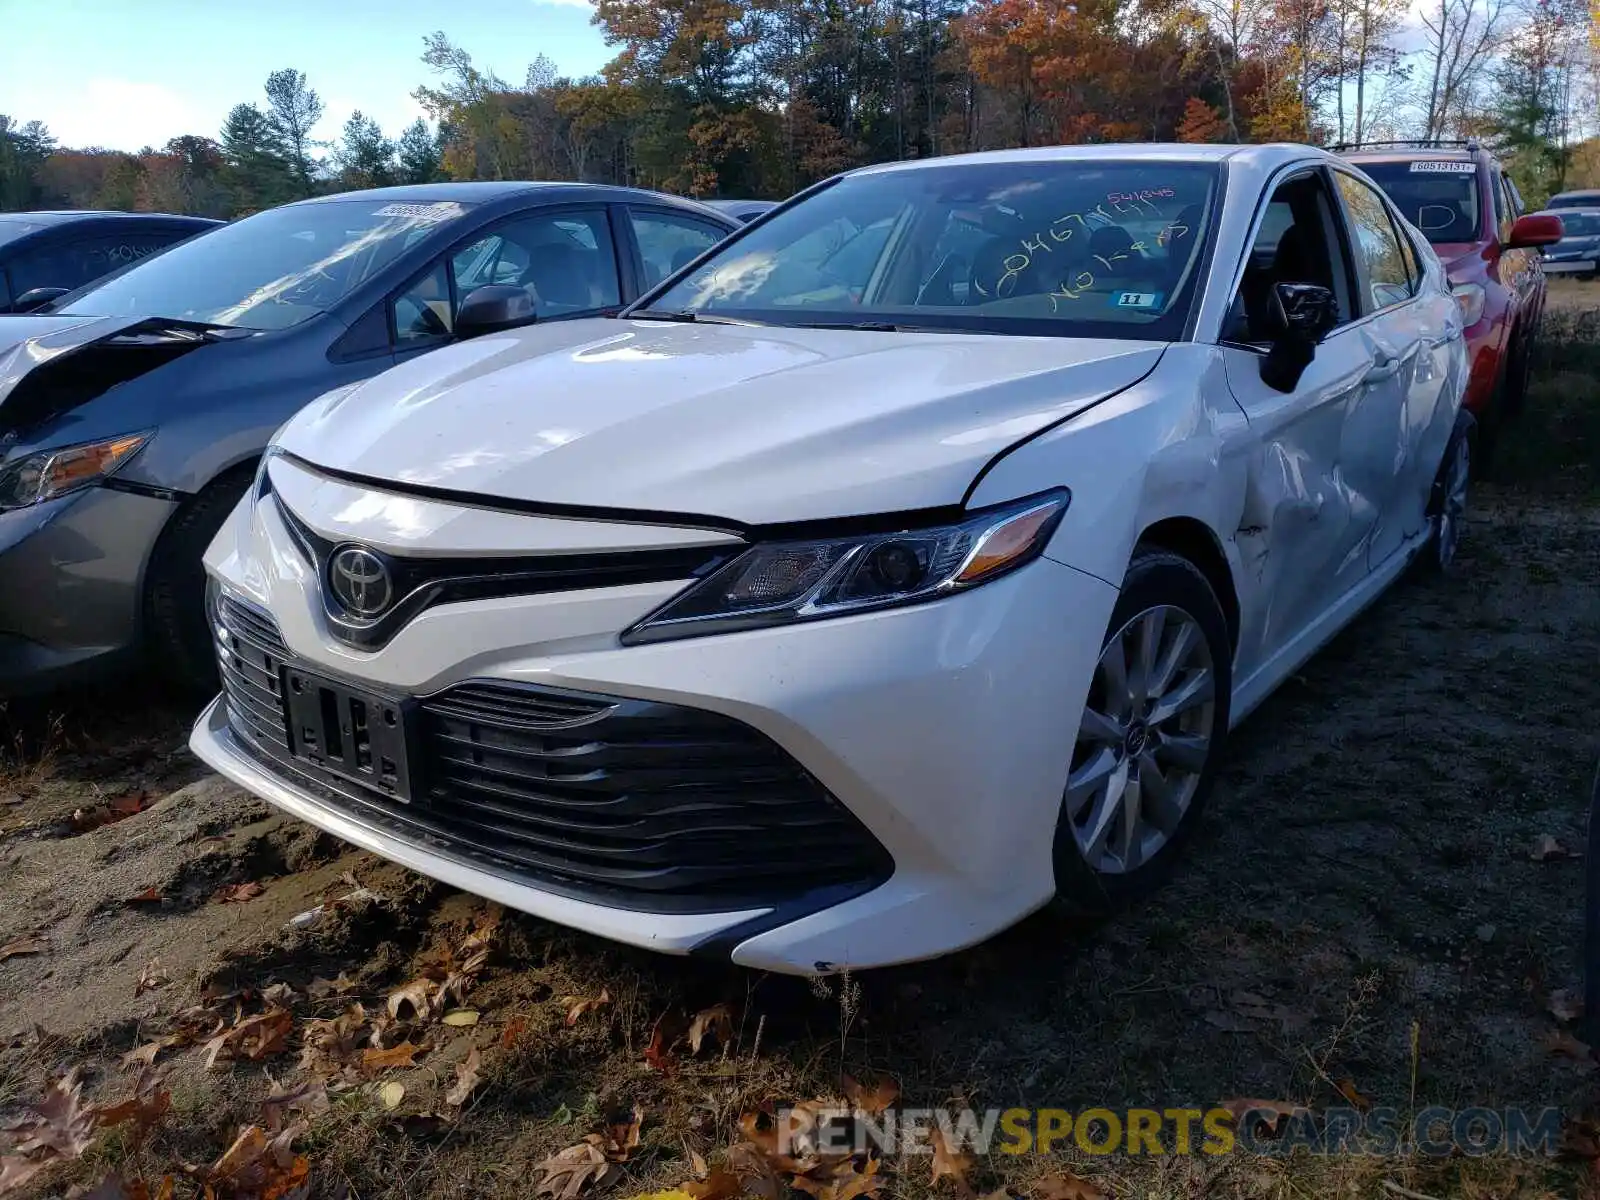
left=219, top=102, right=295, bottom=213
left=337, top=111, right=396, bottom=188
left=263, top=68, right=325, bottom=196
left=397, top=118, right=444, bottom=183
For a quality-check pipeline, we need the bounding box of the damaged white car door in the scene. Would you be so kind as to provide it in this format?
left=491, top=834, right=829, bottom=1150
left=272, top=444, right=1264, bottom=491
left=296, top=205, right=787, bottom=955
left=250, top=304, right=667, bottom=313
left=1219, top=163, right=1410, bottom=680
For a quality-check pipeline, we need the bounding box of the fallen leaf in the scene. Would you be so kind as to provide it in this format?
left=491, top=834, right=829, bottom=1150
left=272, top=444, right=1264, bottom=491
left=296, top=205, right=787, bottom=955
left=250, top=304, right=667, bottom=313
left=565, top=988, right=612, bottom=1027
left=212, top=881, right=265, bottom=904
left=0, top=935, right=47, bottom=962
left=90, top=1069, right=170, bottom=1142
left=363, top=1040, right=428, bottom=1072
left=108, top=790, right=154, bottom=818
left=133, top=960, right=170, bottom=997
left=791, top=1154, right=883, bottom=1200
left=297, top=1004, right=367, bottom=1079
left=202, top=1006, right=293, bottom=1069
left=379, top=1081, right=407, bottom=1110
left=929, top=1126, right=974, bottom=1196
left=1531, top=834, right=1577, bottom=862
left=441, top=1009, right=480, bottom=1027
left=644, top=1011, right=683, bottom=1074
left=1335, top=1078, right=1372, bottom=1111
left=501, top=1016, right=528, bottom=1048
left=688, top=1004, right=734, bottom=1055
left=65, top=1170, right=145, bottom=1200
left=841, top=1074, right=900, bottom=1116
left=5, top=1069, right=97, bottom=1160
left=122, top=1035, right=183, bottom=1069
left=600, top=1105, right=644, bottom=1162
left=1218, top=1098, right=1308, bottom=1136
left=198, top=1123, right=308, bottom=1198
left=1546, top=1029, right=1595, bottom=1062
left=444, top=1047, right=482, bottom=1108
left=124, top=887, right=164, bottom=906
left=724, top=1143, right=781, bottom=1200
left=535, top=1138, right=617, bottom=1199
left=306, top=973, right=357, bottom=999
left=387, top=977, right=437, bottom=1023
left=685, top=1169, right=744, bottom=1200
left=262, top=1080, right=329, bottom=1133
left=1030, top=1171, right=1107, bottom=1200
left=1550, top=988, right=1586, bottom=1023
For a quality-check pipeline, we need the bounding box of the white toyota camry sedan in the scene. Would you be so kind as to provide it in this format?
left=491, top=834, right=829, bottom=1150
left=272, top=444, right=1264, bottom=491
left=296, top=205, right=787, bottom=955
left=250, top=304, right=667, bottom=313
left=192, top=143, right=1471, bottom=974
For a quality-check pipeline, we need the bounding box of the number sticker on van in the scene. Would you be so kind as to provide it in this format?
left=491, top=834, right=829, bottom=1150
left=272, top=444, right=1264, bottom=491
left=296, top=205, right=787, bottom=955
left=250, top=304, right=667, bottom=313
left=1409, top=161, right=1475, bottom=174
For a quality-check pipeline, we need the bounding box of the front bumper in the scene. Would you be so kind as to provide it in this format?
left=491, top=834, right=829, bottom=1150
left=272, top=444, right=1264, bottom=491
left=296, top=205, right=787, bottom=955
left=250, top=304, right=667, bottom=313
left=0, top=486, right=177, bottom=695
left=191, top=495, right=1119, bottom=972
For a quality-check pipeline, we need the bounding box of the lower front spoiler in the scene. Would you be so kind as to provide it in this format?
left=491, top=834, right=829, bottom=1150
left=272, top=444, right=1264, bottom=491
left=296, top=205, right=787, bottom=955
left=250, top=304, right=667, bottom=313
left=189, top=694, right=778, bottom=959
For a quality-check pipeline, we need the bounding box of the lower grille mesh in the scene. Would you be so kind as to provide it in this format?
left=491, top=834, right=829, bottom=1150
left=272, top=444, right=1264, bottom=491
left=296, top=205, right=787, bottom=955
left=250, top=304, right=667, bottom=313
left=213, top=597, right=890, bottom=911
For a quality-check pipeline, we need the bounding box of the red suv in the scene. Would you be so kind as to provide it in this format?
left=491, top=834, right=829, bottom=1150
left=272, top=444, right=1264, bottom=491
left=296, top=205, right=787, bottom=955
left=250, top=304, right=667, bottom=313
left=1337, top=140, right=1563, bottom=464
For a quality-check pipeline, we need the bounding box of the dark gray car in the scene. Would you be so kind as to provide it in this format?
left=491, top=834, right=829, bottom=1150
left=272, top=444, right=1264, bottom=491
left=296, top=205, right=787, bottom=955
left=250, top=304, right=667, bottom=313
left=0, top=182, right=738, bottom=696
left=1538, top=208, right=1600, bottom=277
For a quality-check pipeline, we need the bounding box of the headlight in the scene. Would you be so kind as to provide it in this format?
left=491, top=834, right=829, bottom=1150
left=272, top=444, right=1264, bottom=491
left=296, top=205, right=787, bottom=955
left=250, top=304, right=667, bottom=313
left=0, top=433, right=150, bottom=512
left=1451, top=282, right=1486, bottom=327
left=622, top=490, right=1069, bottom=644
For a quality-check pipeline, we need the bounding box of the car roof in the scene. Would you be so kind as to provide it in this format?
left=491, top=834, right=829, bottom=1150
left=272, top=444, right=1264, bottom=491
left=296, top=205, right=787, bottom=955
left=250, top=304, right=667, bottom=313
left=293, top=181, right=729, bottom=212
left=0, top=209, right=220, bottom=225
left=848, top=142, right=1329, bottom=178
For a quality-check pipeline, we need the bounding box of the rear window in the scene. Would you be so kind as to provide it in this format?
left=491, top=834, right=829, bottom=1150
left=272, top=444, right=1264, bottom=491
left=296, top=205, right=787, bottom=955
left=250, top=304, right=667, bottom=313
left=1355, top=161, right=1481, bottom=244
left=0, top=219, right=44, bottom=249
left=1558, top=212, right=1600, bottom=236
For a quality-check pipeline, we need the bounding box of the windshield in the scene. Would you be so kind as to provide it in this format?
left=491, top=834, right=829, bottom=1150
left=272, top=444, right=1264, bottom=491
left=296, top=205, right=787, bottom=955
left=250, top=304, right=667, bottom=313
left=645, top=160, right=1219, bottom=339
left=1556, top=211, right=1600, bottom=236
left=59, top=199, right=473, bottom=330
left=1357, top=161, right=1480, bottom=244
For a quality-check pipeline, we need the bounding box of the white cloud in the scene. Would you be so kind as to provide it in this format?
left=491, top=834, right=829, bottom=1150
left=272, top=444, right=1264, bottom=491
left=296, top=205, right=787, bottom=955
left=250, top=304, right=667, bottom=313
left=35, top=78, right=209, bottom=152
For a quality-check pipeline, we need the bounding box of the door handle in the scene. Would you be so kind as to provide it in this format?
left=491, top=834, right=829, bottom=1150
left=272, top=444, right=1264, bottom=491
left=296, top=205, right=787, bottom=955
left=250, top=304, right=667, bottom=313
left=1363, top=353, right=1401, bottom=384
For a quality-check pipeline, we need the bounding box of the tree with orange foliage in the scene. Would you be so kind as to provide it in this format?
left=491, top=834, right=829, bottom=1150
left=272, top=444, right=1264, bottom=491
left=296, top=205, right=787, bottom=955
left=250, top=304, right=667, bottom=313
left=1177, top=96, right=1229, bottom=141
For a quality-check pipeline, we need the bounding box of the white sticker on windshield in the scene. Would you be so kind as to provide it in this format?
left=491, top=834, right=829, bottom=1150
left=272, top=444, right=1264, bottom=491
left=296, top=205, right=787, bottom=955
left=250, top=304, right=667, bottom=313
left=1115, top=291, right=1163, bottom=310
left=373, top=201, right=466, bottom=221
left=1409, top=161, right=1475, bottom=174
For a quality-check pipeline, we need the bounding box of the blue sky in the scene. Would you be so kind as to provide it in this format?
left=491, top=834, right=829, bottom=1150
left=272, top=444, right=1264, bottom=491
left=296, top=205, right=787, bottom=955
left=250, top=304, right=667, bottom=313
left=0, top=0, right=614, bottom=152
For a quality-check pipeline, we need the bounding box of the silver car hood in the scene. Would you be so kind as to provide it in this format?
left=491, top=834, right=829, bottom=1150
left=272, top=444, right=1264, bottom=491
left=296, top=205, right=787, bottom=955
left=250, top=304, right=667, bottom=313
left=276, top=318, right=1166, bottom=526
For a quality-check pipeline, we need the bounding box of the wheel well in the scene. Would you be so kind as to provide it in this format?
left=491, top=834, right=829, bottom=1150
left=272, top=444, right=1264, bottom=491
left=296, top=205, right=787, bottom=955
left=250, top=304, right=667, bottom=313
left=1136, top=517, right=1239, bottom=651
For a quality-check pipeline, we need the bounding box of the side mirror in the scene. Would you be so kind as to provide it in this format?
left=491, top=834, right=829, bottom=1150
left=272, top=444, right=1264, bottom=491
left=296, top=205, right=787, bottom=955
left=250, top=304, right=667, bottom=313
left=1508, top=213, right=1564, bottom=249
left=12, top=287, right=68, bottom=314
left=455, top=285, right=536, bottom=339
left=1259, top=282, right=1338, bottom=393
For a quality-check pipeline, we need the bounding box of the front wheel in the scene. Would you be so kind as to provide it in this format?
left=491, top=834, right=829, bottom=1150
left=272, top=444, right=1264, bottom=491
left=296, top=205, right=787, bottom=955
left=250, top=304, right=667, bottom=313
left=143, top=465, right=255, bottom=693
left=1421, top=410, right=1474, bottom=574
left=1053, top=549, right=1232, bottom=914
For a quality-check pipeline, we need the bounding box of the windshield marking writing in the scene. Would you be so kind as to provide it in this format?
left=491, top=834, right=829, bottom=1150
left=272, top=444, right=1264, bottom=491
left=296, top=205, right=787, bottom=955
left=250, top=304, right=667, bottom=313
left=984, top=208, right=1189, bottom=309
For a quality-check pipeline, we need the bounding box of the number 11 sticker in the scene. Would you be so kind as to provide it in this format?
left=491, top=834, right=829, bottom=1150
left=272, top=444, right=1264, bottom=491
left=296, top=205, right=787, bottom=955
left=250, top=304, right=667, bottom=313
left=1115, top=291, right=1163, bottom=309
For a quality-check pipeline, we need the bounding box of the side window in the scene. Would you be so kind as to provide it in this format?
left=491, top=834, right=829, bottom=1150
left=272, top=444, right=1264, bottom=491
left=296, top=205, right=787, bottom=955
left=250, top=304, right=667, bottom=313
left=1225, top=172, right=1351, bottom=344
left=1505, top=175, right=1525, bottom=217
left=1394, top=218, right=1422, bottom=295
left=1333, top=172, right=1412, bottom=313
left=391, top=260, right=453, bottom=344
left=630, top=211, right=724, bottom=290
left=389, top=209, right=621, bottom=344
left=452, top=210, right=619, bottom=317
left=1490, top=170, right=1510, bottom=240
left=10, top=235, right=177, bottom=297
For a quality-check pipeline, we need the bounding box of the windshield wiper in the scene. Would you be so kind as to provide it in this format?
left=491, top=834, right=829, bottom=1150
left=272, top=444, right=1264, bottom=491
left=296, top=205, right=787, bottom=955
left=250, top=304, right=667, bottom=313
left=625, top=309, right=771, bottom=327
left=793, top=320, right=992, bottom=334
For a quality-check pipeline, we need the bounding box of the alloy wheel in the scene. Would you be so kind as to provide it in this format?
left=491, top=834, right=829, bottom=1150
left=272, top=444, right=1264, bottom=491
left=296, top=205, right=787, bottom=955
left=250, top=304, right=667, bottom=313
left=1066, top=604, right=1218, bottom=875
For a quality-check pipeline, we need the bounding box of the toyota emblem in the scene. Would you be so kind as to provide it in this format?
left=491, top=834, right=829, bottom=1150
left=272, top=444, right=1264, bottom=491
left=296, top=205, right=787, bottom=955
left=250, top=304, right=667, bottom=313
left=328, top=545, right=393, bottom=619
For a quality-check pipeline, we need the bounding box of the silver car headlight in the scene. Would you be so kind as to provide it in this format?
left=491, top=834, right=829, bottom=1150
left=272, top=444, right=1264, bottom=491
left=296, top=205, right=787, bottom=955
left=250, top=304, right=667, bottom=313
left=0, top=432, right=151, bottom=512
left=622, top=490, right=1069, bottom=645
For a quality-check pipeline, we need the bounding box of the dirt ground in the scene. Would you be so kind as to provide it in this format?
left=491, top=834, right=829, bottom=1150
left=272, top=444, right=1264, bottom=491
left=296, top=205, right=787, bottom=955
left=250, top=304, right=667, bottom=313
left=3, top=288, right=1600, bottom=1199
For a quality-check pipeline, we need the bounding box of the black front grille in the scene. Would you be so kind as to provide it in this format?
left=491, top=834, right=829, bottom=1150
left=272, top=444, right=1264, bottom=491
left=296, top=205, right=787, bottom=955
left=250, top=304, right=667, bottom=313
left=212, top=598, right=890, bottom=912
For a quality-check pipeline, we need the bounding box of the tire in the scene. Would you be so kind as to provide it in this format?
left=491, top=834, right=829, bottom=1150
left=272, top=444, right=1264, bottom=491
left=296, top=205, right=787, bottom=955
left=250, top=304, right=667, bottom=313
left=1052, top=548, right=1233, bottom=914
left=143, top=464, right=255, bottom=693
left=1501, top=326, right=1534, bottom=419
left=1420, top=410, right=1474, bottom=575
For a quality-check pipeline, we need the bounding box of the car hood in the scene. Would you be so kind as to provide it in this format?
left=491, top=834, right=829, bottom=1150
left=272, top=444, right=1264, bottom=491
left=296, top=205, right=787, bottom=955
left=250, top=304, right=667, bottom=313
left=0, top=312, right=247, bottom=440
left=277, top=318, right=1166, bottom=526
